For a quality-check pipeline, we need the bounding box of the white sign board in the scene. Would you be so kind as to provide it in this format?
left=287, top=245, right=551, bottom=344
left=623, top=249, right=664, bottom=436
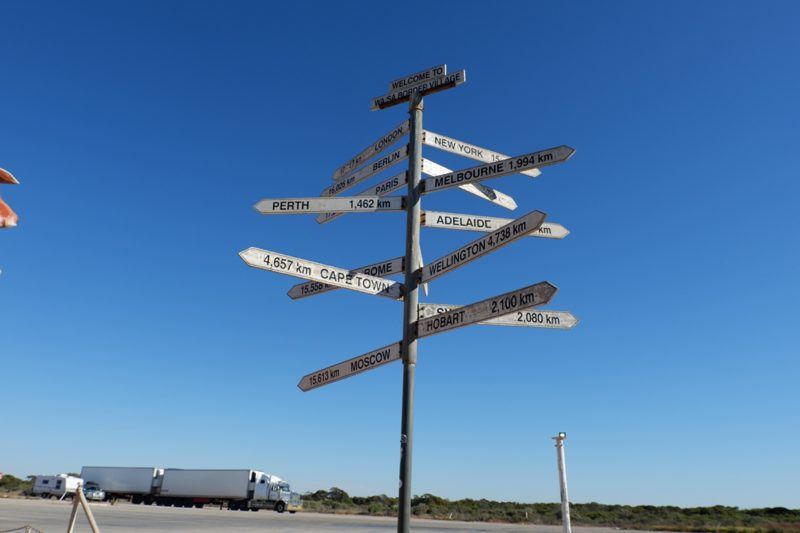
left=371, top=70, right=466, bottom=111
left=423, top=130, right=541, bottom=178
left=317, top=171, right=408, bottom=225
left=331, top=121, right=410, bottom=181
left=288, top=256, right=405, bottom=300
left=387, top=65, right=446, bottom=92
left=422, top=210, right=569, bottom=240
left=255, top=196, right=404, bottom=215
left=420, top=210, right=546, bottom=283
left=416, top=281, right=557, bottom=337
left=323, top=145, right=408, bottom=198
left=422, top=159, right=517, bottom=211
left=239, top=247, right=404, bottom=299
left=423, top=145, right=575, bottom=195
left=418, top=303, right=577, bottom=329
left=298, top=342, right=402, bottom=392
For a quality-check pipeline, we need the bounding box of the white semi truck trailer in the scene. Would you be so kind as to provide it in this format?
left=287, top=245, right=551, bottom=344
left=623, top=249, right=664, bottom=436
left=80, top=466, right=301, bottom=513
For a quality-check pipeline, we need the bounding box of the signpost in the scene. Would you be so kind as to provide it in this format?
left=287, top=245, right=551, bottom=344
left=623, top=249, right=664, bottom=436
left=239, top=247, right=404, bottom=299
left=416, top=282, right=557, bottom=337
left=297, top=342, right=402, bottom=391
left=239, top=66, right=577, bottom=533
left=422, top=210, right=569, bottom=240
left=255, top=196, right=404, bottom=215
left=420, top=210, right=547, bottom=284
left=422, top=159, right=517, bottom=211
left=423, top=130, right=542, bottom=178
left=422, top=145, right=574, bottom=195
left=418, top=303, right=577, bottom=329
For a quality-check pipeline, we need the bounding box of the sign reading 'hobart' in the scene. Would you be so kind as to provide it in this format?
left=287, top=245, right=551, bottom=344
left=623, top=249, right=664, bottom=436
left=418, top=303, right=578, bottom=330
left=287, top=256, right=405, bottom=300
left=420, top=210, right=546, bottom=284
left=371, top=70, right=466, bottom=111
left=422, top=145, right=575, bottom=194
left=239, top=247, right=404, bottom=299
left=422, top=159, right=517, bottom=211
left=423, top=130, right=541, bottom=179
left=317, top=171, right=408, bottom=225
left=255, top=196, right=405, bottom=215
left=422, top=210, right=569, bottom=240
left=416, top=281, right=557, bottom=337
left=331, top=121, right=410, bottom=182
left=298, top=342, right=402, bottom=392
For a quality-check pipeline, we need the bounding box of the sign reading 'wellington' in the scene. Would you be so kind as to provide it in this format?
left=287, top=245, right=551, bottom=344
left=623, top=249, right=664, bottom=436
left=420, top=210, right=546, bottom=284
left=297, top=342, right=402, bottom=392
left=422, top=145, right=575, bottom=194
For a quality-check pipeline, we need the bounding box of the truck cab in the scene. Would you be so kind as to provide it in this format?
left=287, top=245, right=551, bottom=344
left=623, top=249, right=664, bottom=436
left=253, top=473, right=302, bottom=513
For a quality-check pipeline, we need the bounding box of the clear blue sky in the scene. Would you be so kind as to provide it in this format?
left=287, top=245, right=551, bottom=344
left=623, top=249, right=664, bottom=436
left=1, top=1, right=798, bottom=509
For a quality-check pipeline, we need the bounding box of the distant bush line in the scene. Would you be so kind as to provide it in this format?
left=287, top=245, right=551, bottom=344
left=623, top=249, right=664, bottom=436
left=302, top=488, right=800, bottom=533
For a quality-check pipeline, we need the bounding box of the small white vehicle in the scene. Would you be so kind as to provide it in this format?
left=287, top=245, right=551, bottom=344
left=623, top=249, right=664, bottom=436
left=31, top=474, right=82, bottom=499
left=82, top=483, right=106, bottom=501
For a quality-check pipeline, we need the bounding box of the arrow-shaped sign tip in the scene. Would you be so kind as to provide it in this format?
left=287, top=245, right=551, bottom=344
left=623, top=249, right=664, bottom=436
left=540, top=281, right=559, bottom=304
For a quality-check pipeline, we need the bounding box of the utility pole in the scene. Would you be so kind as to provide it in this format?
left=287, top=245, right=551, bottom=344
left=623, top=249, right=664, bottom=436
left=553, top=432, right=572, bottom=533
left=398, top=90, right=423, bottom=533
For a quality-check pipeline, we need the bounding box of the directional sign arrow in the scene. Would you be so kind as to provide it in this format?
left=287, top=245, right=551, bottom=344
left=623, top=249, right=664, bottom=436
left=420, top=210, right=546, bottom=284
left=255, top=196, right=405, bottom=215
left=416, top=282, right=557, bottom=338
left=418, top=303, right=577, bottom=330
left=422, top=145, right=575, bottom=195
left=323, top=145, right=408, bottom=198
left=422, top=210, right=569, bottom=240
left=239, top=247, right=404, bottom=299
left=371, top=70, right=466, bottom=111
left=387, top=65, right=446, bottom=92
left=287, top=256, right=405, bottom=300
left=298, top=342, right=402, bottom=392
left=332, top=121, right=410, bottom=182
left=422, top=159, right=517, bottom=211
left=423, top=130, right=541, bottom=178
left=317, top=171, right=408, bottom=225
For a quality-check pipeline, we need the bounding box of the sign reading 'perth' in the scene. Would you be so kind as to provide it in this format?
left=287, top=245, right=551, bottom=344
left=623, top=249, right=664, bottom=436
left=422, top=145, right=575, bottom=194
left=287, top=256, right=405, bottom=300
left=255, top=196, right=404, bottom=215
left=418, top=303, right=578, bottom=330
left=416, top=282, right=557, bottom=337
left=317, top=171, right=408, bottom=225
left=239, top=247, right=404, bottom=299
left=421, top=159, right=517, bottom=211
left=298, top=342, right=402, bottom=392
left=331, top=121, right=410, bottom=182
left=422, top=210, right=569, bottom=240
left=420, top=210, right=546, bottom=283
left=423, top=130, right=542, bottom=179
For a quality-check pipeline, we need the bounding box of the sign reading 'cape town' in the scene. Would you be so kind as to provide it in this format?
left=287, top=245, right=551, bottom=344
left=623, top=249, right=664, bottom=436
left=298, top=342, right=402, bottom=392
left=323, top=145, right=409, bottom=198
left=287, top=256, right=405, bottom=300
left=423, top=145, right=575, bottom=194
left=416, top=281, right=557, bottom=337
left=422, top=210, right=569, bottom=240
left=371, top=70, right=466, bottom=111
left=420, top=210, right=546, bottom=284
left=317, top=171, right=408, bottom=224
left=423, top=130, right=542, bottom=178
left=421, top=159, right=517, bottom=211
left=331, top=121, right=410, bottom=181
left=239, top=247, right=404, bottom=299
left=418, top=302, right=578, bottom=330
left=255, top=196, right=405, bottom=215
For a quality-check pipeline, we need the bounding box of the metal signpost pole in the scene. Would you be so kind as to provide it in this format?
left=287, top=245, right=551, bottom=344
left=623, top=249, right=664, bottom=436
left=398, top=91, right=423, bottom=533
left=553, top=433, right=572, bottom=533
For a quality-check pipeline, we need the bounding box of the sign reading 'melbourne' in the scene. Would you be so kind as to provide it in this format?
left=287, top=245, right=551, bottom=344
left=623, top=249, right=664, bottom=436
left=421, top=159, right=517, bottom=211
left=422, top=145, right=575, bottom=194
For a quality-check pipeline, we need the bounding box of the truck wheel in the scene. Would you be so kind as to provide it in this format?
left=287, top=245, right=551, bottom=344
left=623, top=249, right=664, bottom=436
left=194, top=503, right=204, bottom=509
left=227, top=501, right=238, bottom=511
left=275, top=501, right=286, bottom=513
left=289, top=511, right=297, bottom=514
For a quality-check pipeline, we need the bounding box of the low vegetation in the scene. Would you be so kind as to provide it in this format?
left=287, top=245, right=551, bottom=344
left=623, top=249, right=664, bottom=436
left=0, top=475, right=33, bottom=496
left=302, top=488, right=800, bottom=532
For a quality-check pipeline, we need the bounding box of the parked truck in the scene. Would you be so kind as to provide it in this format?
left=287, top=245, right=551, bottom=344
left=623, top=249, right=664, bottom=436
left=79, top=466, right=301, bottom=513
